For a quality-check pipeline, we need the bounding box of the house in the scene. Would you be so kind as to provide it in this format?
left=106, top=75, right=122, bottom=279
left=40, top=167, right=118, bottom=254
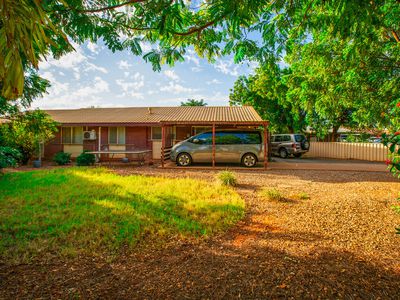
left=43, top=106, right=267, bottom=164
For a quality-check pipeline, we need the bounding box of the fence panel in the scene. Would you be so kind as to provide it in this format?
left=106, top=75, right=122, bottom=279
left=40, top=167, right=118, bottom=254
left=305, top=142, right=390, bottom=162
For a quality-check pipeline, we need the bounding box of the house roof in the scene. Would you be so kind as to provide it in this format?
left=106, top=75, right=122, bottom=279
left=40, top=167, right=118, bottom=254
left=45, top=106, right=265, bottom=125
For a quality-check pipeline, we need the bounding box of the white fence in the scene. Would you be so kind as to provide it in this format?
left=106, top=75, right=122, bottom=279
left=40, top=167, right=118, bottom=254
left=305, top=142, right=390, bottom=162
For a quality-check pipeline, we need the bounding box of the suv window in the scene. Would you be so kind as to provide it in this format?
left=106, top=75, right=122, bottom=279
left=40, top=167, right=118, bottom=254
left=274, top=136, right=282, bottom=142
left=282, top=135, right=292, bottom=142
left=294, top=134, right=305, bottom=142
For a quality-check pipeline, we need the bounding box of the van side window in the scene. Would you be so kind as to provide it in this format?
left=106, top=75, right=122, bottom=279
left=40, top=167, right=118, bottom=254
left=215, top=132, right=242, bottom=145
left=193, top=132, right=212, bottom=144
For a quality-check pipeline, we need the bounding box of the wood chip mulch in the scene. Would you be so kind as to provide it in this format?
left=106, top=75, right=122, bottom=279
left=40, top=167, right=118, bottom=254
left=1, top=168, right=400, bottom=299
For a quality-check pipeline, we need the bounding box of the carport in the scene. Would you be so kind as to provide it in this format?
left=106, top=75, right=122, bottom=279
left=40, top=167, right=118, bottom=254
left=160, top=119, right=269, bottom=169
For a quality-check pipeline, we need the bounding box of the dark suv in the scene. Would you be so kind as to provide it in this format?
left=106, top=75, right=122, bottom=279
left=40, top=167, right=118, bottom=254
left=270, top=134, right=310, bottom=158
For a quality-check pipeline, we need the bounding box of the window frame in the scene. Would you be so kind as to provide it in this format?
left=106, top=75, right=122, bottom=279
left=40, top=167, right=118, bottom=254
left=108, top=126, right=126, bottom=145
left=61, top=126, right=83, bottom=145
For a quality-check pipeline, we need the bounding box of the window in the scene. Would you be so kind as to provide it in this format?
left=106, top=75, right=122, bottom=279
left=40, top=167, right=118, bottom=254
left=283, top=135, right=292, bottom=142
left=151, top=127, right=162, bottom=140
left=109, top=127, right=125, bottom=144
left=62, top=127, right=83, bottom=144
left=190, top=132, right=212, bottom=144
left=215, top=132, right=261, bottom=145
left=294, top=134, right=305, bottom=142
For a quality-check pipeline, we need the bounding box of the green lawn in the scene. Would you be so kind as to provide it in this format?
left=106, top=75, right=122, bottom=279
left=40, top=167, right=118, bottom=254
left=0, top=168, right=244, bottom=262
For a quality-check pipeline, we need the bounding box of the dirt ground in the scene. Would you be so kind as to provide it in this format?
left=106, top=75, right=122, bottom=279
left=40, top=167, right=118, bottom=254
left=1, top=167, right=400, bottom=299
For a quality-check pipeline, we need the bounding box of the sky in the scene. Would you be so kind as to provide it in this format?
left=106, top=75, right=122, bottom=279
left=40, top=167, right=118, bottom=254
left=32, top=41, right=258, bottom=109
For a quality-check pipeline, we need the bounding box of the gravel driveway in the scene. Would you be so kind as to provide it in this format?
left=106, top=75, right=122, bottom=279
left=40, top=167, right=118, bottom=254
left=1, top=167, right=399, bottom=299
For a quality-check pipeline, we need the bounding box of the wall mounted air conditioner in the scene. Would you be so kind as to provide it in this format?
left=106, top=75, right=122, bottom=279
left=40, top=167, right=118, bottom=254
left=83, top=130, right=97, bottom=140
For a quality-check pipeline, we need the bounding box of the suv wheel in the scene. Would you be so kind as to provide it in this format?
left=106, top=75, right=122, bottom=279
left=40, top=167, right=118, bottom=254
left=176, top=153, right=192, bottom=167
left=279, top=148, right=288, bottom=158
left=242, top=153, right=257, bottom=167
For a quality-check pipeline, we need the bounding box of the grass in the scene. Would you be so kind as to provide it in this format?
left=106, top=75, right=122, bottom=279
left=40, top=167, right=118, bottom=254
left=217, top=170, right=237, bottom=186
left=0, top=167, right=244, bottom=262
left=296, top=192, right=310, bottom=200
left=259, top=188, right=284, bottom=201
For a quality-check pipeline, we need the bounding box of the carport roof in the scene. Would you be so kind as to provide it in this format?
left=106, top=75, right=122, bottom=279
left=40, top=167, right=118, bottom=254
left=45, top=106, right=266, bottom=125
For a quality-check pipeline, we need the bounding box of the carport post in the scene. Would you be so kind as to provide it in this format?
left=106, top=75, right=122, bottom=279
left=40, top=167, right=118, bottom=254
left=263, top=123, right=268, bottom=170
left=212, top=123, right=216, bottom=168
left=161, top=126, right=165, bottom=168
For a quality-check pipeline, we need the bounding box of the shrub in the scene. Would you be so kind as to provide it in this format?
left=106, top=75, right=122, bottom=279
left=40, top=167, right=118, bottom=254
left=53, top=151, right=71, bottom=166
left=76, top=151, right=95, bottom=166
left=297, top=192, right=310, bottom=200
left=0, top=146, right=21, bottom=170
left=260, top=188, right=283, bottom=201
left=218, top=170, right=237, bottom=186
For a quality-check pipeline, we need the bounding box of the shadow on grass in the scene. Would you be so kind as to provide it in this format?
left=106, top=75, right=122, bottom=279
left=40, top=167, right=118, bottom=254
left=0, top=168, right=244, bottom=261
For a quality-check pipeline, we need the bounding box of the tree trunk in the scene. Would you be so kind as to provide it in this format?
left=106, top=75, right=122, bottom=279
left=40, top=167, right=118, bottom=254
left=331, top=125, right=340, bottom=142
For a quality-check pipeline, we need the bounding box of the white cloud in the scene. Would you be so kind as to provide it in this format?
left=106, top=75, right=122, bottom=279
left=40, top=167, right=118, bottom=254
left=87, top=42, right=99, bottom=54
left=115, top=72, right=145, bottom=99
left=160, top=82, right=197, bottom=94
left=184, top=49, right=200, bottom=66
left=85, top=62, right=108, bottom=74
left=213, top=59, right=239, bottom=76
left=191, top=66, right=202, bottom=72
left=206, top=78, right=222, bottom=85
left=163, top=70, right=180, bottom=81
left=117, top=60, right=133, bottom=70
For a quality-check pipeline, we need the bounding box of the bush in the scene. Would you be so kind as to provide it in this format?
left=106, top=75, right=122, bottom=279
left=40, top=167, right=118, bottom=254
left=0, top=146, right=21, bottom=170
left=53, top=151, right=71, bottom=166
left=260, top=188, right=283, bottom=201
left=297, top=192, right=310, bottom=200
left=218, top=170, right=237, bottom=186
left=76, top=151, right=95, bottom=166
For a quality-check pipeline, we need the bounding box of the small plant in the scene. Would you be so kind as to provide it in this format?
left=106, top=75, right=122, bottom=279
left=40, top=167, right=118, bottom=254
left=53, top=151, right=71, bottom=166
left=297, top=192, right=310, bottom=200
left=76, top=151, right=95, bottom=166
left=0, top=146, right=21, bottom=170
left=218, top=170, right=237, bottom=186
left=260, top=188, right=283, bottom=201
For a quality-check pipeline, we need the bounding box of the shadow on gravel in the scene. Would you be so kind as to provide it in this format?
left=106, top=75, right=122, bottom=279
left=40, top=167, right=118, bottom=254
left=1, top=233, right=399, bottom=299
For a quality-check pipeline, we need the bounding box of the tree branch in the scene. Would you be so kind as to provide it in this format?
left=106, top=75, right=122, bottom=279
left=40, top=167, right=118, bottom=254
left=77, top=0, right=146, bottom=13
left=392, top=30, right=400, bottom=43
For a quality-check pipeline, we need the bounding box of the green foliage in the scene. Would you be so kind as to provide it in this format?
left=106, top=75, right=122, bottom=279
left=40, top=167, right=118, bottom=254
left=297, top=192, right=310, bottom=200
left=230, top=64, right=307, bottom=133
left=0, top=167, right=244, bottom=262
left=260, top=188, right=283, bottom=201
left=217, top=170, right=237, bottom=186
left=0, top=110, right=58, bottom=164
left=0, top=146, right=21, bottom=170
left=53, top=152, right=71, bottom=166
left=181, top=99, right=208, bottom=106
left=76, top=151, right=96, bottom=166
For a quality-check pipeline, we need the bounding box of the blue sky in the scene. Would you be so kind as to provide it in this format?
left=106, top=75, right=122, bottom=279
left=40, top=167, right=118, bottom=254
left=33, top=41, right=258, bottom=109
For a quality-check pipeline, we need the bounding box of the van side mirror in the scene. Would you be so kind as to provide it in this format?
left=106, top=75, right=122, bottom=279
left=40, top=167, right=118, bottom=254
left=192, top=138, right=200, bottom=144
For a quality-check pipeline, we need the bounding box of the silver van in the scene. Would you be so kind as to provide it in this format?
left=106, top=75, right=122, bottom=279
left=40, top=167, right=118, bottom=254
left=170, top=130, right=264, bottom=167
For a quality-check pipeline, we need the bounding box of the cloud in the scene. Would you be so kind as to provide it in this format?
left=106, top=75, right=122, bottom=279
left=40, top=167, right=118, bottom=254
left=160, top=82, right=197, bottom=94
left=184, top=49, right=200, bottom=66
left=163, top=70, right=180, bottom=81
left=117, top=60, right=133, bottom=70
left=206, top=78, right=222, bottom=85
left=191, top=66, right=203, bottom=72
left=87, top=42, right=99, bottom=54
left=213, top=59, right=239, bottom=76
left=33, top=76, right=110, bottom=109
left=115, top=72, right=145, bottom=99
left=85, top=62, right=108, bottom=74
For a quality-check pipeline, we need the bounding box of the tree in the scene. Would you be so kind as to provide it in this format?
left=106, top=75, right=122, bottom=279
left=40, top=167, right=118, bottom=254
left=180, top=99, right=207, bottom=106
left=0, top=110, right=58, bottom=164
left=229, top=63, right=307, bottom=133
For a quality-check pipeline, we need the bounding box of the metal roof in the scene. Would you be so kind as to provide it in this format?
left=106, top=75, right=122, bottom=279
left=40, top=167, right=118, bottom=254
left=45, top=106, right=264, bottom=125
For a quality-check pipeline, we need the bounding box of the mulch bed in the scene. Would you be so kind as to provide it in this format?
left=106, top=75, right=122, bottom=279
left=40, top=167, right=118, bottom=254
left=1, top=167, right=399, bottom=299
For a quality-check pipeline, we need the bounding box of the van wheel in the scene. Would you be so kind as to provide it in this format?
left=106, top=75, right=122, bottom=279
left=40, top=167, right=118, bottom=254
left=242, top=153, right=257, bottom=167
left=279, top=148, right=288, bottom=158
left=176, top=153, right=192, bottom=167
